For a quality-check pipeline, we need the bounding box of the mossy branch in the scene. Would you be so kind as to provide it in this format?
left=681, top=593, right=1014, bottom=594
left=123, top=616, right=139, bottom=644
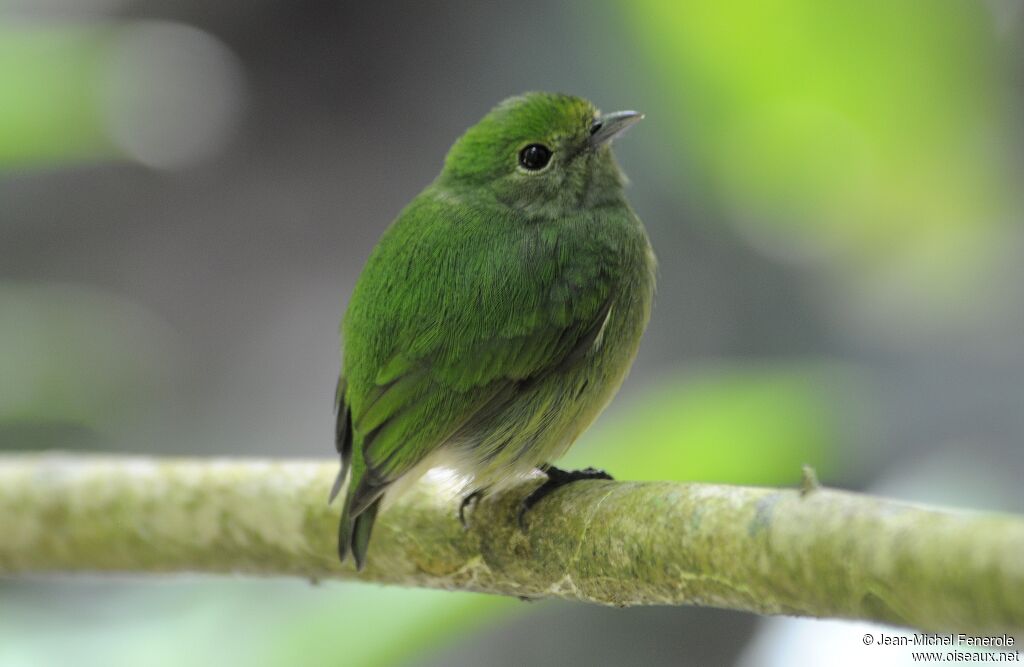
left=0, top=453, right=1021, bottom=634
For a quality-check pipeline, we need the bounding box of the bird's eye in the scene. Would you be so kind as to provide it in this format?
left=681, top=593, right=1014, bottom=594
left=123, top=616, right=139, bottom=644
left=518, top=144, right=552, bottom=171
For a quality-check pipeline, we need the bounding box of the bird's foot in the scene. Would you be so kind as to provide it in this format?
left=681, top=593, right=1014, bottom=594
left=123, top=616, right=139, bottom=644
left=459, top=488, right=487, bottom=529
left=517, top=465, right=613, bottom=530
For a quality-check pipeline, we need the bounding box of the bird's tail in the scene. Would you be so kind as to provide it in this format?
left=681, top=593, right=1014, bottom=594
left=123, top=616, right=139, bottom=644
left=335, top=375, right=383, bottom=569
left=337, top=487, right=382, bottom=571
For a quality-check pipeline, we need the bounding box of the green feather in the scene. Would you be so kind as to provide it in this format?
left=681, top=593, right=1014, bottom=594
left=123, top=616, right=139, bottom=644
left=333, top=92, right=656, bottom=568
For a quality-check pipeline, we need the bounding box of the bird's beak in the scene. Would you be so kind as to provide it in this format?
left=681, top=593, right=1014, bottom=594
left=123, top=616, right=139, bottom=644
left=589, top=110, right=644, bottom=147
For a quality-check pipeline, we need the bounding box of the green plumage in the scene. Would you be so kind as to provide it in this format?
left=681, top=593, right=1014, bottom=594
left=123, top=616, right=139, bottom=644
left=333, top=93, right=656, bottom=569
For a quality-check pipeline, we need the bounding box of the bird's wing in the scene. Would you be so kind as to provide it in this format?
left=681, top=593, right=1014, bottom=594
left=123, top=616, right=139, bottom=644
left=341, top=194, right=614, bottom=514
left=328, top=376, right=353, bottom=504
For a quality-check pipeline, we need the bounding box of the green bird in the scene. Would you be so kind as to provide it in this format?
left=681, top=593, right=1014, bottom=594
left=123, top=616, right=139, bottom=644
left=330, top=92, right=656, bottom=569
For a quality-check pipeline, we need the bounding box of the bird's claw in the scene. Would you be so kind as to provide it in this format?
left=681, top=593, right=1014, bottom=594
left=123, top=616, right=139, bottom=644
left=459, top=489, right=486, bottom=529
left=517, top=465, right=614, bottom=530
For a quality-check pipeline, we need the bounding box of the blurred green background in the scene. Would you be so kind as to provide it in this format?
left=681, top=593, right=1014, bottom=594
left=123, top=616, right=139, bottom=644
left=1, top=1, right=1022, bottom=665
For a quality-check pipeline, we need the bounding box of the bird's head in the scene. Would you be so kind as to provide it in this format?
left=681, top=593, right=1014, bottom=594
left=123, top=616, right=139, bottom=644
left=438, top=92, right=642, bottom=216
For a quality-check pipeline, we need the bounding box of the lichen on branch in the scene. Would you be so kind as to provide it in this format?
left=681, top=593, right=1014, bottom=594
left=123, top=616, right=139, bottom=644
left=0, top=454, right=1021, bottom=635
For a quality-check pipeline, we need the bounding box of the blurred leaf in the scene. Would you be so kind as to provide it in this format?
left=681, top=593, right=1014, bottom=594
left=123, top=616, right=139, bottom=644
left=267, top=585, right=517, bottom=667
left=0, top=283, right=178, bottom=448
left=0, top=580, right=518, bottom=667
left=623, top=0, right=1016, bottom=295
left=0, top=21, right=242, bottom=170
left=565, top=364, right=859, bottom=485
left=0, top=25, right=117, bottom=167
